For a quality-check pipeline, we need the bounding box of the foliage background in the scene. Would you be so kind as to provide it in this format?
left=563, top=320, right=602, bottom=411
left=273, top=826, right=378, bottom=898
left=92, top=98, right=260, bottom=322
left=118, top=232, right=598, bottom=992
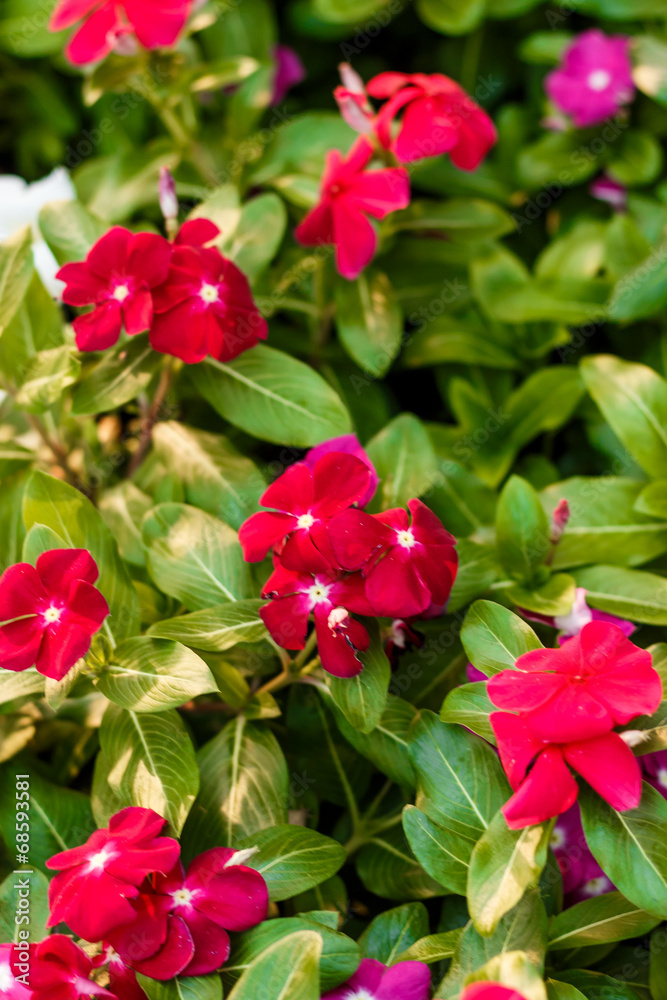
left=3, top=0, right=667, bottom=998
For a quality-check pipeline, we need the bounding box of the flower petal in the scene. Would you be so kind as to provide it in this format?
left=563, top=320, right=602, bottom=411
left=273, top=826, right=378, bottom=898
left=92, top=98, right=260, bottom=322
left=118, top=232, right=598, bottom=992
left=564, top=732, right=642, bottom=812
left=502, top=747, right=579, bottom=830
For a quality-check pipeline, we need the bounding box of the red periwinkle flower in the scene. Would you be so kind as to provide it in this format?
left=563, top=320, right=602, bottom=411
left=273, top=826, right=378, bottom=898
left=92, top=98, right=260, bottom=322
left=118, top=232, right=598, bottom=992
left=328, top=498, right=458, bottom=620
left=491, top=712, right=642, bottom=829
left=303, top=434, right=379, bottom=508
left=321, top=958, right=431, bottom=1000
left=239, top=451, right=373, bottom=573
left=57, top=227, right=172, bottom=352
left=295, top=136, right=410, bottom=280
left=488, top=621, right=661, bottom=744
left=546, top=29, right=634, bottom=128
left=46, top=807, right=180, bottom=942
left=50, top=0, right=193, bottom=66
left=0, top=549, right=109, bottom=681
left=31, top=936, right=116, bottom=999
left=260, top=561, right=375, bottom=677
left=0, top=943, right=34, bottom=998
left=108, top=848, right=268, bottom=978
left=150, top=219, right=268, bottom=363
left=461, top=983, right=530, bottom=1000
left=367, top=72, right=497, bottom=168
left=95, top=949, right=148, bottom=1000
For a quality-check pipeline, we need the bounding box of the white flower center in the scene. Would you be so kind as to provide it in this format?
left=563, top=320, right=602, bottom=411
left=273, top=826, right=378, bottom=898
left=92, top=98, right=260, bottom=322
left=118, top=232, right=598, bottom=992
left=0, top=965, right=13, bottom=991
left=87, top=847, right=113, bottom=873
left=297, top=513, right=315, bottom=530
left=171, top=888, right=195, bottom=907
left=657, top=768, right=667, bottom=789
left=42, top=605, right=62, bottom=624
left=112, top=283, right=130, bottom=302
left=554, top=588, right=593, bottom=635
left=199, top=282, right=220, bottom=304
left=583, top=877, right=609, bottom=896
left=550, top=827, right=566, bottom=850
left=587, top=69, right=612, bottom=92
left=395, top=528, right=415, bottom=549
left=346, top=991, right=376, bottom=1000
left=308, top=583, right=331, bottom=605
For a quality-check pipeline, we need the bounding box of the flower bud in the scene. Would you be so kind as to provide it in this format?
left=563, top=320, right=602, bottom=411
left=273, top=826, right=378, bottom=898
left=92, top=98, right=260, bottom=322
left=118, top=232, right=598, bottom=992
left=159, top=166, right=179, bottom=222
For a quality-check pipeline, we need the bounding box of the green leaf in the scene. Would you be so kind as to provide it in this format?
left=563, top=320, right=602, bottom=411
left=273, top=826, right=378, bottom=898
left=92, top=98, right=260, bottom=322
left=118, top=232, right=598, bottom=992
left=334, top=695, right=417, bottom=789
left=143, top=503, right=250, bottom=610
left=99, top=482, right=152, bottom=567
left=549, top=891, right=661, bottom=950
left=70, top=334, right=160, bottom=415
left=226, top=930, right=322, bottom=1000
left=23, top=471, right=140, bottom=641
left=416, top=0, right=485, bottom=33
left=38, top=200, right=107, bottom=264
left=650, top=926, right=667, bottom=1000
left=0, top=869, right=50, bottom=942
left=0, top=765, right=94, bottom=871
left=138, top=974, right=222, bottom=1000
left=634, top=35, right=667, bottom=105
left=148, top=599, right=267, bottom=651
left=224, top=915, right=359, bottom=992
left=506, top=575, right=577, bottom=618
left=391, top=198, right=514, bottom=241
left=191, top=345, right=351, bottom=447
left=496, top=475, right=550, bottom=583
left=448, top=540, right=504, bottom=614
left=546, top=982, right=589, bottom=1000
left=182, top=717, right=288, bottom=851
left=461, top=601, right=543, bottom=678
left=357, top=825, right=443, bottom=900
left=396, top=929, right=463, bottom=964
left=555, top=971, right=642, bottom=1000
left=440, top=683, right=496, bottom=744
left=92, top=704, right=199, bottom=835
left=0, top=668, right=44, bottom=707
left=236, top=824, right=347, bottom=901
left=468, top=951, right=548, bottom=1000
left=403, top=315, right=520, bottom=371
left=14, top=345, right=80, bottom=413
left=222, top=192, right=287, bottom=283
left=152, top=422, right=265, bottom=531
left=408, top=711, right=510, bottom=838
left=335, top=270, right=403, bottom=378
left=358, top=902, right=429, bottom=964
left=366, top=413, right=438, bottom=510
left=97, top=636, right=217, bottom=712
left=573, top=565, right=667, bottom=626
left=327, top=620, right=390, bottom=734
left=634, top=480, right=667, bottom=519
left=581, top=356, right=667, bottom=479
left=608, top=130, right=663, bottom=187
left=402, top=804, right=472, bottom=894
left=468, top=811, right=552, bottom=935
left=0, top=226, right=35, bottom=332
left=580, top=782, right=667, bottom=919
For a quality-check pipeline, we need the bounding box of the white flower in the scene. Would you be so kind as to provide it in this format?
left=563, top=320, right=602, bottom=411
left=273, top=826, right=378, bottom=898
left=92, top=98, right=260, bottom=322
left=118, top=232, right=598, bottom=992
left=0, top=167, right=76, bottom=299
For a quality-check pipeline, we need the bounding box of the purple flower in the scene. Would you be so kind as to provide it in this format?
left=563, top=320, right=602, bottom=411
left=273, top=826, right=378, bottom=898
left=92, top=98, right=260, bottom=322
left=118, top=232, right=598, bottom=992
left=643, top=749, right=667, bottom=800
left=546, top=29, right=634, bottom=128
left=551, top=803, right=615, bottom=904
left=304, top=435, right=379, bottom=508
left=590, top=173, right=628, bottom=211
left=271, top=44, right=306, bottom=105
left=321, top=958, right=431, bottom=1000
left=467, top=662, right=487, bottom=683
left=520, top=588, right=636, bottom=645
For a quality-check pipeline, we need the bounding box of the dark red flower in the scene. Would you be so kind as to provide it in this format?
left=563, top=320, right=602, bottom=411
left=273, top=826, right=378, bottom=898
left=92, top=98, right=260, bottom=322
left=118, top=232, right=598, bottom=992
left=150, top=219, right=267, bottom=363
left=260, top=561, right=375, bottom=677
left=303, top=434, right=379, bottom=508
left=57, top=227, right=172, bottom=351
left=367, top=72, right=497, bottom=168
left=95, top=948, right=149, bottom=1000
left=491, top=711, right=642, bottom=829
left=239, top=451, right=374, bottom=573
left=295, top=136, right=410, bottom=280
left=46, top=807, right=180, bottom=943
left=488, top=622, right=662, bottom=744
left=31, top=935, right=116, bottom=999
left=107, top=848, right=268, bottom=978
left=328, top=499, right=458, bottom=619
left=385, top=618, right=424, bottom=669
left=0, top=549, right=109, bottom=681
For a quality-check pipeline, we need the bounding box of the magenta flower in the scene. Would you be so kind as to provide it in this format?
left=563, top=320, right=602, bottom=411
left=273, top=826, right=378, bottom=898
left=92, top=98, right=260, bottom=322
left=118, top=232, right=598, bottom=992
left=31, top=936, right=116, bottom=999
left=260, top=563, right=374, bottom=677
left=644, top=749, right=667, bottom=801
left=303, top=435, right=379, bottom=508
left=461, top=984, right=530, bottom=1000
left=107, top=848, right=268, bottom=978
left=545, top=29, right=634, bottom=128
left=551, top=803, right=614, bottom=904
left=46, top=807, right=180, bottom=943
left=239, top=451, right=374, bottom=573
left=321, top=958, right=431, bottom=1000
left=590, top=173, right=628, bottom=211
left=295, top=136, right=410, bottom=280
left=271, top=44, right=306, bottom=105
left=0, top=943, right=34, bottom=999
left=520, top=587, right=636, bottom=647
left=328, top=499, right=458, bottom=620
left=0, top=549, right=109, bottom=681
left=95, top=949, right=148, bottom=1000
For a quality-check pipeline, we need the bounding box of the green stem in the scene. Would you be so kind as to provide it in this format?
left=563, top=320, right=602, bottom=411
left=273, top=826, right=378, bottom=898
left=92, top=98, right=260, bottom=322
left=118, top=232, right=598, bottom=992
left=293, top=629, right=318, bottom=669
left=316, top=699, right=361, bottom=836
left=127, top=357, right=177, bottom=476
left=461, top=24, right=484, bottom=95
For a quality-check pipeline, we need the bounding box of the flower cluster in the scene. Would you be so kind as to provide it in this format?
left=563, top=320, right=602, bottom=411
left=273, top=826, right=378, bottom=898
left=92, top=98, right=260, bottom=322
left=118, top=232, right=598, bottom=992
left=0, top=807, right=269, bottom=997
left=0, top=549, right=109, bottom=681
left=297, top=66, right=496, bottom=279
left=488, top=621, right=662, bottom=829
left=546, top=29, right=635, bottom=128
left=58, top=220, right=267, bottom=363
left=50, top=0, right=194, bottom=66
left=239, top=435, right=458, bottom=678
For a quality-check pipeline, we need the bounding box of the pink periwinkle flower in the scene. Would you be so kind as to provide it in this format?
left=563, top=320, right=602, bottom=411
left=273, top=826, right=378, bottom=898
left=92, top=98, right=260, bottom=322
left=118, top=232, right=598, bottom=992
left=272, top=44, right=306, bottom=105
left=521, top=587, right=636, bottom=646
left=31, top=936, right=116, bottom=999
left=644, top=749, right=667, bottom=801
left=545, top=29, right=634, bottom=128
left=303, top=435, right=379, bottom=508
left=590, top=173, right=628, bottom=211
left=551, top=802, right=615, bottom=905
left=321, top=958, right=431, bottom=1000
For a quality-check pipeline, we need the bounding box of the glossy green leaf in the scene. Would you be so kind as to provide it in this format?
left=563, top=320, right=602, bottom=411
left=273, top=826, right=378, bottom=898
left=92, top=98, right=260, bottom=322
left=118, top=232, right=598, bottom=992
left=237, top=824, right=347, bottom=901
left=461, top=601, right=542, bottom=678
left=335, top=270, right=403, bottom=378
left=573, top=565, right=667, bottom=626
left=226, top=930, right=321, bottom=1000
left=71, top=334, right=159, bottom=415
left=366, top=413, right=439, bottom=510
left=496, top=475, right=550, bottom=583
left=549, top=892, right=661, bottom=950
left=148, top=599, right=267, bottom=651
left=0, top=226, right=35, bottom=332
left=97, top=636, right=217, bottom=712
left=358, top=902, right=429, bottom=964
left=327, top=620, right=390, bottom=734
left=402, top=804, right=473, bottom=894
